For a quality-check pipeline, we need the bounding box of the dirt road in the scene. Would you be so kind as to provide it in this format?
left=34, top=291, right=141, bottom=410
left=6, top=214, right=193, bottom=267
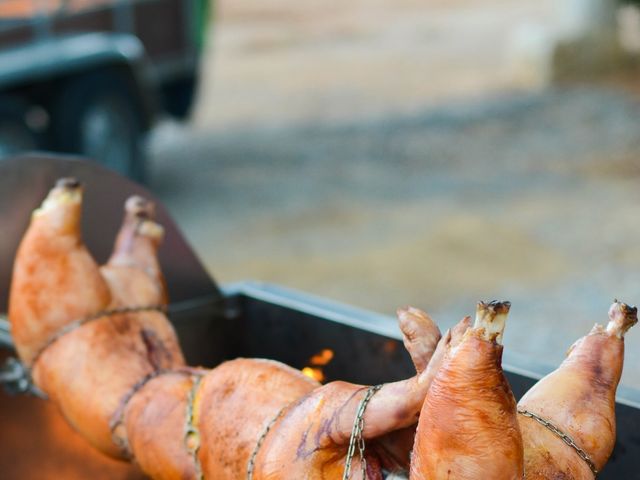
left=150, top=0, right=640, bottom=388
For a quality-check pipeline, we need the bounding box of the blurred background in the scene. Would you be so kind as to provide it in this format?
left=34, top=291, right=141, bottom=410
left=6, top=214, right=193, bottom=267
left=2, top=0, right=640, bottom=389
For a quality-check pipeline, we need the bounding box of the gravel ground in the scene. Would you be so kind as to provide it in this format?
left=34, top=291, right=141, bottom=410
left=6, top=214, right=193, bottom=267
left=194, top=0, right=556, bottom=129
left=150, top=86, right=640, bottom=389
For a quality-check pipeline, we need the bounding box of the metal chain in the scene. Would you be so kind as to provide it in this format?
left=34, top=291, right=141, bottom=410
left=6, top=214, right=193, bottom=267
left=109, top=369, right=171, bottom=458
left=518, top=409, right=597, bottom=477
left=108, top=368, right=205, bottom=462
left=247, top=406, right=287, bottom=480
left=2, top=306, right=166, bottom=396
left=0, top=356, right=44, bottom=396
left=30, top=304, right=167, bottom=366
left=343, top=384, right=384, bottom=480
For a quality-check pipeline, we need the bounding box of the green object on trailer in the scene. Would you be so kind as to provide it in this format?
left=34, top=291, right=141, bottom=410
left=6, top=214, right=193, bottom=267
left=194, top=0, right=212, bottom=50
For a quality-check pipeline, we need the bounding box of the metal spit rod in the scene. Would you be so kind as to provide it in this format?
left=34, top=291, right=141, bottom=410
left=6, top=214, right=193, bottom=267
left=0, top=314, right=45, bottom=397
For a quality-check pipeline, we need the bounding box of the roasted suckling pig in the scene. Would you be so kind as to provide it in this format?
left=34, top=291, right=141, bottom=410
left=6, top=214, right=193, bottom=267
left=9, top=179, right=450, bottom=480
left=10, top=180, right=186, bottom=457
left=8, top=179, right=636, bottom=480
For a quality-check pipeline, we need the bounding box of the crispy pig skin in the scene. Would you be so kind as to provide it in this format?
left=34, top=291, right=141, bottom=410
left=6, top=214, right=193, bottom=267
left=105, top=195, right=168, bottom=306
left=124, top=371, right=203, bottom=480
left=101, top=265, right=166, bottom=308
left=11, top=181, right=462, bottom=479
left=253, top=380, right=385, bottom=480
left=252, top=308, right=444, bottom=480
left=32, top=309, right=185, bottom=458
left=411, top=330, right=523, bottom=480
left=518, top=303, right=635, bottom=479
left=197, top=358, right=319, bottom=480
left=12, top=185, right=185, bottom=459
left=9, top=193, right=111, bottom=367
left=519, top=419, right=593, bottom=479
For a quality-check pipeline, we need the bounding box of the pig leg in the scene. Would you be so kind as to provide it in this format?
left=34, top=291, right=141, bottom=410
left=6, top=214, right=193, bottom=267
left=254, top=311, right=471, bottom=479
left=373, top=315, right=471, bottom=470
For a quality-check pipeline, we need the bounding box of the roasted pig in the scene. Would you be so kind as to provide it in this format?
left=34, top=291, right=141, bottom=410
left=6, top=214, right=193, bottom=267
left=518, top=301, right=637, bottom=479
left=9, top=179, right=450, bottom=480
left=410, top=301, right=524, bottom=480
left=250, top=306, right=448, bottom=480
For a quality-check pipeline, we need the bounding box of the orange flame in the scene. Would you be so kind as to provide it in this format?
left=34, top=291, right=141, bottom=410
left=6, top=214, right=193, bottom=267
left=310, top=348, right=334, bottom=366
left=301, top=348, right=335, bottom=383
left=301, top=367, right=325, bottom=383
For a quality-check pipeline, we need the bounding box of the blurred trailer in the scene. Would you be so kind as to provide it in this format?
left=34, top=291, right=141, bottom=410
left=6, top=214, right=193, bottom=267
left=0, top=0, right=211, bottom=180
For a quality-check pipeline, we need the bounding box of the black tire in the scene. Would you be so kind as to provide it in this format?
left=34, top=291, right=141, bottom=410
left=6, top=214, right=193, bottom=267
left=161, top=73, right=198, bottom=120
left=52, top=70, right=147, bottom=182
left=0, top=97, right=40, bottom=159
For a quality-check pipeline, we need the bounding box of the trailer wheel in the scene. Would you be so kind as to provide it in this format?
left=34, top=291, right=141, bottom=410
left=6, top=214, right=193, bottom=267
left=0, top=98, right=39, bottom=159
left=162, top=74, right=198, bottom=119
left=52, top=71, right=147, bottom=182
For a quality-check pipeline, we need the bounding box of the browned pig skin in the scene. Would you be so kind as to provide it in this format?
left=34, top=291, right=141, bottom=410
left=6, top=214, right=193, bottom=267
left=100, top=195, right=183, bottom=371
left=123, top=367, right=208, bottom=479
left=121, top=333, right=322, bottom=479
left=103, top=195, right=168, bottom=306
left=195, top=358, right=320, bottom=479
left=8, top=178, right=111, bottom=367
left=518, top=301, right=637, bottom=480
left=410, top=301, right=524, bottom=480
left=12, top=185, right=184, bottom=458
left=124, top=308, right=447, bottom=480
left=9, top=179, right=456, bottom=479
left=249, top=307, right=446, bottom=480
